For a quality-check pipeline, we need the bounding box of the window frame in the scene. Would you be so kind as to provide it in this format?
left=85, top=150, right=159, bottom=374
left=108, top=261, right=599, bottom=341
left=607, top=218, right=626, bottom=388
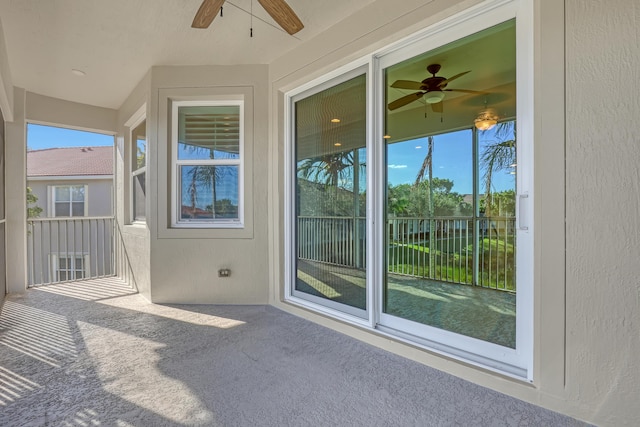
left=131, top=117, right=146, bottom=223
left=50, top=253, right=90, bottom=282
left=170, top=99, right=245, bottom=229
left=125, top=104, right=147, bottom=225
left=49, top=184, right=88, bottom=217
left=286, top=63, right=371, bottom=326
left=284, top=0, right=534, bottom=380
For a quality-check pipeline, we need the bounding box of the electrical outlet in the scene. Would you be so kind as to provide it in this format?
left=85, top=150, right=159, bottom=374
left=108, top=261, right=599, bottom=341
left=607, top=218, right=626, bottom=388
left=218, top=268, right=231, bottom=277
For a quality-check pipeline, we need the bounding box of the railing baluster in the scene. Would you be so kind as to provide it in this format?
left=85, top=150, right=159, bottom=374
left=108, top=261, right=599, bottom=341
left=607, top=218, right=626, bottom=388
left=292, top=215, right=514, bottom=294
left=30, top=221, right=34, bottom=286
left=101, top=219, right=105, bottom=278
left=446, top=219, right=450, bottom=281
left=34, top=221, right=39, bottom=285
left=504, top=219, right=508, bottom=290
left=47, top=221, right=52, bottom=285
left=26, top=216, right=117, bottom=287
left=72, top=217, right=76, bottom=280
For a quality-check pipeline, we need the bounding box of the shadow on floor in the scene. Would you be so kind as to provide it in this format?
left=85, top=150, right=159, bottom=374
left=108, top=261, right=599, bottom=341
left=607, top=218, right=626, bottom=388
left=0, top=278, right=581, bottom=426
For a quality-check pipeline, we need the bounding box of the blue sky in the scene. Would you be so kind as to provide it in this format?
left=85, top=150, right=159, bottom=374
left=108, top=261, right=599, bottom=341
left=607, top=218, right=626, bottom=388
left=27, top=124, right=114, bottom=150
left=28, top=123, right=513, bottom=198
left=387, top=129, right=515, bottom=195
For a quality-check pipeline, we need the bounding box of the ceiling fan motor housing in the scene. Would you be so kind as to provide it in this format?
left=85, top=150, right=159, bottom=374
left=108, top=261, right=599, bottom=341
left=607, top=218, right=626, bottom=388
left=424, top=91, right=445, bottom=104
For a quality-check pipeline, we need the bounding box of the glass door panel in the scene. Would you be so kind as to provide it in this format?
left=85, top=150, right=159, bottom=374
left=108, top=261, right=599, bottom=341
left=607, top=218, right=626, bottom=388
left=382, top=20, right=517, bottom=347
left=293, top=73, right=367, bottom=315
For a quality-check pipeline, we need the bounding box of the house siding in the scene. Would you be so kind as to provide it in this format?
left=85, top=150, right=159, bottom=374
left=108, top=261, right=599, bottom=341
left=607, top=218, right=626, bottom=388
left=28, top=179, right=112, bottom=218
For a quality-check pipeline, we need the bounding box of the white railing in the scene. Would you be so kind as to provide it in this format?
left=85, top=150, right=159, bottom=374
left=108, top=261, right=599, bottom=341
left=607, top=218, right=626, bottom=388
left=297, top=216, right=516, bottom=292
left=27, top=217, right=115, bottom=287
left=297, top=216, right=366, bottom=269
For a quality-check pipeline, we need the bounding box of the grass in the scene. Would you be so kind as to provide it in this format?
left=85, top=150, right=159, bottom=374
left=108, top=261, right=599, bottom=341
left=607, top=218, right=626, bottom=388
left=388, top=235, right=515, bottom=291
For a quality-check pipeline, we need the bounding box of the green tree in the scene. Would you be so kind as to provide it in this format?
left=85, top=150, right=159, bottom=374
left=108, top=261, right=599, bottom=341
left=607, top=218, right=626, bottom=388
left=480, top=121, right=516, bottom=216
left=27, top=187, right=43, bottom=218
left=298, top=149, right=364, bottom=189
left=297, top=148, right=366, bottom=217
left=184, top=141, right=236, bottom=218
left=480, top=190, right=515, bottom=217
left=388, top=179, right=470, bottom=218
left=206, top=198, right=237, bottom=217
left=387, top=183, right=411, bottom=215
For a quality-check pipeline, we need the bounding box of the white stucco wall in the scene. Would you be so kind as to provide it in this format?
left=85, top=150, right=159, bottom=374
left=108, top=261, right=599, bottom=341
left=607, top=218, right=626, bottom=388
left=0, top=19, right=13, bottom=122
left=5, top=87, right=27, bottom=293
left=564, top=0, right=640, bottom=424
left=115, top=71, right=151, bottom=299
left=144, top=65, right=269, bottom=304
left=114, top=65, right=271, bottom=305
left=26, top=92, right=116, bottom=135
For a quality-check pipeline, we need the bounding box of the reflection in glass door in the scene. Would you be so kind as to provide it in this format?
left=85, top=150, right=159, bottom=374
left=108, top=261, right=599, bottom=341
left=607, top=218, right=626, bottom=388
left=292, top=73, right=367, bottom=316
left=382, top=20, right=517, bottom=347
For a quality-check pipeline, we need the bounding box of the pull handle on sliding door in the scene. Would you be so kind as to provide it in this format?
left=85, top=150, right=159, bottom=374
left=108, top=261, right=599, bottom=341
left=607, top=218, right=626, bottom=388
left=518, top=193, right=529, bottom=231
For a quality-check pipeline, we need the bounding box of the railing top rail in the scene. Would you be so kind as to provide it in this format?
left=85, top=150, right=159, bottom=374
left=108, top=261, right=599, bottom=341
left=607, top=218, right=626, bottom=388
left=297, top=215, right=516, bottom=221
left=28, top=216, right=115, bottom=222
left=298, top=216, right=366, bottom=220
left=387, top=216, right=473, bottom=220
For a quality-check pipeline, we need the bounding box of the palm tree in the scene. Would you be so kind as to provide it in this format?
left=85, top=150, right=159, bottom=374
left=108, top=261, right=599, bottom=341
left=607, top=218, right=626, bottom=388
left=413, top=135, right=435, bottom=277
left=298, top=148, right=365, bottom=216
left=183, top=144, right=235, bottom=218
left=186, top=163, right=239, bottom=218
left=298, top=150, right=360, bottom=188
left=414, top=135, right=434, bottom=187
left=414, top=135, right=435, bottom=217
left=298, top=148, right=366, bottom=267
left=479, top=121, right=516, bottom=216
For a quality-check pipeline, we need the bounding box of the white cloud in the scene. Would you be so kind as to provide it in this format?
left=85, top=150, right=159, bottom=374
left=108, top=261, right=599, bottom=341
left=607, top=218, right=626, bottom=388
left=388, top=164, right=408, bottom=169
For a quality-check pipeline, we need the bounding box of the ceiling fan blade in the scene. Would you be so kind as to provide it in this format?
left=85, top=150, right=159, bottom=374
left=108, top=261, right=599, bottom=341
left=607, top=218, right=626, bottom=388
left=258, top=0, right=304, bottom=35
left=438, top=70, right=471, bottom=87
left=431, top=102, right=443, bottom=113
left=388, top=92, right=424, bottom=111
left=390, top=80, right=424, bottom=90
left=192, top=0, right=226, bottom=29
left=444, top=88, right=489, bottom=94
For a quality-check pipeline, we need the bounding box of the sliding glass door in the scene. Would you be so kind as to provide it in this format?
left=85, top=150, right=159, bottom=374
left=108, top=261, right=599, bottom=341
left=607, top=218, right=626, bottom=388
left=291, top=70, right=368, bottom=317
left=287, top=1, right=532, bottom=376
left=380, top=20, right=519, bottom=353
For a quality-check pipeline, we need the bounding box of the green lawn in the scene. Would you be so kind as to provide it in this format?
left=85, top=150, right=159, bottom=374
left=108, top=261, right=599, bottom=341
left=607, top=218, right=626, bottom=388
left=388, top=235, right=515, bottom=291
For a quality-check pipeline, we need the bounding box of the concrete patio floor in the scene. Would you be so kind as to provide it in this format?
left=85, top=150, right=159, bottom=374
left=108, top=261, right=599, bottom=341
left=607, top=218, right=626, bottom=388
left=0, top=278, right=584, bottom=426
left=297, top=260, right=516, bottom=347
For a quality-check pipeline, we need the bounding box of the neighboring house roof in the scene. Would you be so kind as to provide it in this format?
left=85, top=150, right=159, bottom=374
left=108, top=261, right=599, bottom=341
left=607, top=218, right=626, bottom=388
left=27, top=146, right=113, bottom=177
left=181, top=205, right=211, bottom=219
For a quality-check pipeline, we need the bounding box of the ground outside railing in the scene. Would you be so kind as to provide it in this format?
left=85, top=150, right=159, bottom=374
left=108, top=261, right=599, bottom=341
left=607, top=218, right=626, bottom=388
left=27, top=217, right=115, bottom=287
left=298, top=215, right=516, bottom=292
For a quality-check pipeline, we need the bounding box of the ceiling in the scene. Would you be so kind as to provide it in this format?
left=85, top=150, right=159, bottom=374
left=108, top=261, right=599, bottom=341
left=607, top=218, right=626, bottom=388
left=0, top=0, right=375, bottom=109
left=385, top=20, right=516, bottom=131
left=293, top=20, right=516, bottom=159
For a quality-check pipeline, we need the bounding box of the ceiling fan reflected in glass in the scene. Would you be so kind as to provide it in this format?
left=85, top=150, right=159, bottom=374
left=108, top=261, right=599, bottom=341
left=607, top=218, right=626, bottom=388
left=192, top=0, right=304, bottom=35
left=388, top=64, right=487, bottom=112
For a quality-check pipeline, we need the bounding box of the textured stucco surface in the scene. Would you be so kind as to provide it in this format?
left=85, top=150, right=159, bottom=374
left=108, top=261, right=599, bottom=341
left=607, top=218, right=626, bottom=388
left=565, top=0, right=640, bottom=425
left=0, top=279, right=586, bottom=426
left=1, top=0, right=637, bottom=425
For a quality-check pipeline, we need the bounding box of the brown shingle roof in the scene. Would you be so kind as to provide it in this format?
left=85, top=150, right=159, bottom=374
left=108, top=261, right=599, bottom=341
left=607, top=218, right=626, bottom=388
left=27, top=146, right=113, bottom=177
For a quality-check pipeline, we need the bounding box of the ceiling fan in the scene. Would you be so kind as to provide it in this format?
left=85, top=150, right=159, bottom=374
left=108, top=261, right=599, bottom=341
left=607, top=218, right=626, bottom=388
left=388, top=64, right=485, bottom=112
left=192, top=0, right=304, bottom=35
